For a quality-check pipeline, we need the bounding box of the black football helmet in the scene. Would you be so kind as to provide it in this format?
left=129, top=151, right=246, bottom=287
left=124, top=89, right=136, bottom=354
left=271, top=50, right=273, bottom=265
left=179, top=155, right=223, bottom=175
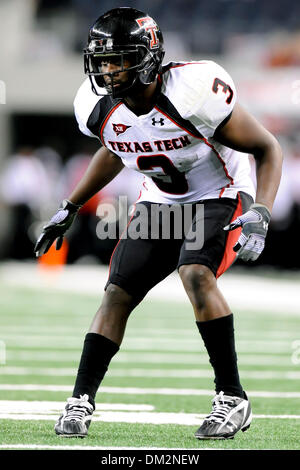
left=84, top=7, right=165, bottom=97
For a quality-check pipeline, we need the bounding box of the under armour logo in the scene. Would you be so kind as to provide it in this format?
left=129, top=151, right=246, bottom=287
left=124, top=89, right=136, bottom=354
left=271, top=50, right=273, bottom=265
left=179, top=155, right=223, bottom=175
left=152, top=117, right=165, bottom=126
left=263, top=221, right=269, bottom=230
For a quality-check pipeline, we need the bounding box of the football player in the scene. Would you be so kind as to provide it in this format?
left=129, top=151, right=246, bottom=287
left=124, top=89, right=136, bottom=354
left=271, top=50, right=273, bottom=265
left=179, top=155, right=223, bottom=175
left=34, top=7, right=282, bottom=440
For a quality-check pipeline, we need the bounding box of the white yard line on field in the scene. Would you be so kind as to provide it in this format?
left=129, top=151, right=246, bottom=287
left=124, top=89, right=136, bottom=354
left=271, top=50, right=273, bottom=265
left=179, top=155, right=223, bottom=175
left=1, top=335, right=292, bottom=346
left=1, top=326, right=297, bottom=340
left=0, top=401, right=154, bottom=412
left=6, top=351, right=294, bottom=366
left=1, top=262, right=300, bottom=315
left=0, top=444, right=220, bottom=450
left=1, top=366, right=300, bottom=379
left=1, top=384, right=300, bottom=398
left=0, top=402, right=300, bottom=425
left=0, top=337, right=294, bottom=353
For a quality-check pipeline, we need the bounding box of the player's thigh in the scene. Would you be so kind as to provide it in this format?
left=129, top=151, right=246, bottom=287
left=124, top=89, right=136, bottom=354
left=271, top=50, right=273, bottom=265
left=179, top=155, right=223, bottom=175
left=178, top=192, right=253, bottom=278
left=106, top=202, right=182, bottom=302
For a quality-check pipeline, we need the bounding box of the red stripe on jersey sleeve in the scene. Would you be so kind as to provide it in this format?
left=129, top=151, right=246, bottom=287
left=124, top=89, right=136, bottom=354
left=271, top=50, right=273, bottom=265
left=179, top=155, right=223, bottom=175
left=154, top=106, right=235, bottom=194
left=169, top=62, right=207, bottom=69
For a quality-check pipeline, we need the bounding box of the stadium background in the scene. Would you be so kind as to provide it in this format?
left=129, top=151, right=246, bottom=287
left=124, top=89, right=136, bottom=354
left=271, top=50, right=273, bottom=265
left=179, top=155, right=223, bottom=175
left=0, top=0, right=300, bottom=451
left=1, top=0, right=300, bottom=268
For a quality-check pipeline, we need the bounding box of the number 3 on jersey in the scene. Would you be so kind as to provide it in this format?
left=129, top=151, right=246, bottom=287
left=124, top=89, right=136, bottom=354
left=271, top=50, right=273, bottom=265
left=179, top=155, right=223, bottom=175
left=212, top=77, right=233, bottom=104
left=137, top=154, right=188, bottom=195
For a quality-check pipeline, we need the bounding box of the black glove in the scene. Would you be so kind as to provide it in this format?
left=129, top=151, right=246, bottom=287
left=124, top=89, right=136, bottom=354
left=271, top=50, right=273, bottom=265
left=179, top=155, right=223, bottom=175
left=223, top=203, right=271, bottom=262
left=34, top=199, right=82, bottom=257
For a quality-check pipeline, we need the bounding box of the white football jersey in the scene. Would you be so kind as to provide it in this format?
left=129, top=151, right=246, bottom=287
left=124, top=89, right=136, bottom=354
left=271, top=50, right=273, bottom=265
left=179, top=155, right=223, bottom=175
left=74, top=60, right=255, bottom=204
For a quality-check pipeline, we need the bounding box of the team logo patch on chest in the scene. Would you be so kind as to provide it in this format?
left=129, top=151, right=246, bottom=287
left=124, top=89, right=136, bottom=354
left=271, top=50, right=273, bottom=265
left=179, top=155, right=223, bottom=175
left=112, top=123, right=131, bottom=136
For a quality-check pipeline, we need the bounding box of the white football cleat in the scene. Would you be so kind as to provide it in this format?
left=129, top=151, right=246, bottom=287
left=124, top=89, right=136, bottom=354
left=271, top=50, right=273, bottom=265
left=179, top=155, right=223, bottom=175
left=195, top=391, right=252, bottom=439
left=54, top=394, right=94, bottom=438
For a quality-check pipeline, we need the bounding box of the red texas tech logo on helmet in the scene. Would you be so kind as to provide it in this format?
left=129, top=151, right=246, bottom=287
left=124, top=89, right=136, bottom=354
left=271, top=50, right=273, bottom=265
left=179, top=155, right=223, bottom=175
left=136, top=17, right=159, bottom=49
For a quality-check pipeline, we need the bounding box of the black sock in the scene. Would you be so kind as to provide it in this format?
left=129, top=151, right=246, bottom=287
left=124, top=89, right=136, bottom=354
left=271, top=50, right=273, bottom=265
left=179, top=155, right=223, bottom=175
left=72, top=332, right=119, bottom=408
left=196, top=314, right=245, bottom=399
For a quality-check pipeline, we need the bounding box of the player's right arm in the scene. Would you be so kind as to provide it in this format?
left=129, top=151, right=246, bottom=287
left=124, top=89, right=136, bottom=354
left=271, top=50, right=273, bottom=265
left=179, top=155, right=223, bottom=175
left=34, top=146, right=124, bottom=257
left=67, top=146, right=124, bottom=206
left=34, top=75, right=126, bottom=257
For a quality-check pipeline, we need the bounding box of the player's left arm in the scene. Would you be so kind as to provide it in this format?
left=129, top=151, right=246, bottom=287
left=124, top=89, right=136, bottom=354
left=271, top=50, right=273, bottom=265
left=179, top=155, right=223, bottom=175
left=214, top=103, right=283, bottom=261
left=214, top=102, right=282, bottom=211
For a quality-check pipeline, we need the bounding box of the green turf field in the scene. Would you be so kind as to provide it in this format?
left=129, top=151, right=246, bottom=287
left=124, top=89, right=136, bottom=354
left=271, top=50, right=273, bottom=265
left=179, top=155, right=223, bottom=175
left=0, top=281, right=300, bottom=450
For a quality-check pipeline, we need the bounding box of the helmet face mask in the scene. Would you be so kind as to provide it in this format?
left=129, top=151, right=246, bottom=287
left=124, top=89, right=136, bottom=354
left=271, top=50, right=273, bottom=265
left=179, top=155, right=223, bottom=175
left=84, top=45, right=148, bottom=97
left=84, top=8, right=165, bottom=98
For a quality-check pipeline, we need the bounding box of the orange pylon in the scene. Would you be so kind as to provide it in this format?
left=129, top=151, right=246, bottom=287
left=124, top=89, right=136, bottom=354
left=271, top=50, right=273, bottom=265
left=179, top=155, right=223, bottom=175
left=38, top=238, right=69, bottom=272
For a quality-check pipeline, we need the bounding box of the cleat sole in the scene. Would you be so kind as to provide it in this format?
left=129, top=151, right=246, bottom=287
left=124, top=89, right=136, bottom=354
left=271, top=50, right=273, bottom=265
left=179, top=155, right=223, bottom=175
left=195, top=435, right=234, bottom=440
left=241, top=424, right=251, bottom=432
